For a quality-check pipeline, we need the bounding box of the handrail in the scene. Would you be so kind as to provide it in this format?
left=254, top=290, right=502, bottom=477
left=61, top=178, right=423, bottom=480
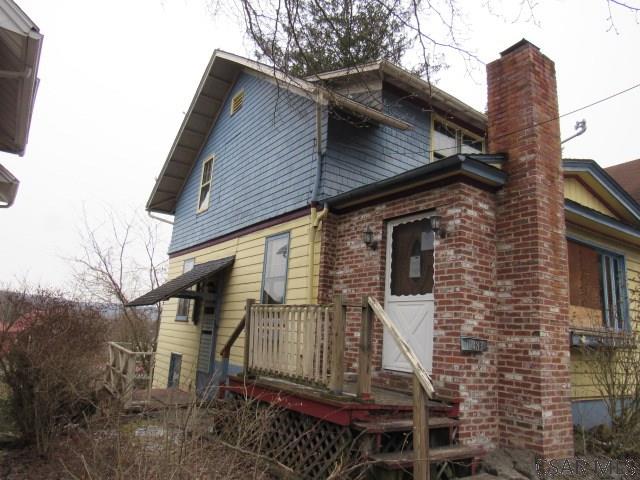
left=364, top=296, right=432, bottom=480
left=220, top=313, right=246, bottom=359
left=367, top=297, right=434, bottom=397
left=107, top=341, right=154, bottom=356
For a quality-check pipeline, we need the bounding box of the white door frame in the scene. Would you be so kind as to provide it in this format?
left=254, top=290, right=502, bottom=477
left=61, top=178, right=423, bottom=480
left=382, top=212, right=435, bottom=373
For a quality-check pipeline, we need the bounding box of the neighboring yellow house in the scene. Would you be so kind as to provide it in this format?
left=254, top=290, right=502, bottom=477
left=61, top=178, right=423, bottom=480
left=563, top=159, right=640, bottom=426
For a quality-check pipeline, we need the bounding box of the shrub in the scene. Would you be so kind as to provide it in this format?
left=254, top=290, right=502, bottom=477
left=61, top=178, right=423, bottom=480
left=0, top=289, right=107, bottom=455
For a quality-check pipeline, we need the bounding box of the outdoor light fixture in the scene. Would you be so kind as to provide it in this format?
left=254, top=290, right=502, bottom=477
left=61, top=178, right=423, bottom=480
left=363, top=227, right=377, bottom=250
left=429, top=215, right=446, bottom=239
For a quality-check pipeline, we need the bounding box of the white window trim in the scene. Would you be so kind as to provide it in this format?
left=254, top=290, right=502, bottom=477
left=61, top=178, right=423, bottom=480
left=196, top=155, right=215, bottom=213
left=176, top=258, right=196, bottom=321
left=430, top=115, right=484, bottom=162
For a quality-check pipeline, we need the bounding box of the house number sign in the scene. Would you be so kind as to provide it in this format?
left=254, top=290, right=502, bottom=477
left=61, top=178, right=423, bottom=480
left=460, top=336, right=488, bottom=353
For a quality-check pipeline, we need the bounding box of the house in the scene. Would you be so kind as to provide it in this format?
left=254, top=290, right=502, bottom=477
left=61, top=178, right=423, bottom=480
left=606, top=158, right=640, bottom=204
left=130, top=39, right=640, bottom=471
left=0, top=0, right=42, bottom=207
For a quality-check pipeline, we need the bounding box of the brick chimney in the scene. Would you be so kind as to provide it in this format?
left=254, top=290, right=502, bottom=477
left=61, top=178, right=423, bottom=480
left=487, top=40, right=574, bottom=457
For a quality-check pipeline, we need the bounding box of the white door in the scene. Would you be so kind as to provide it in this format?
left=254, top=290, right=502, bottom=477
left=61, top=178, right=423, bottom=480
left=382, top=214, right=435, bottom=373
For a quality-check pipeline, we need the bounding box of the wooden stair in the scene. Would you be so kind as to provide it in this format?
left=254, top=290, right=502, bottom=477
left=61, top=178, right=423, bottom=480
left=353, top=402, right=484, bottom=479
left=369, top=445, right=484, bottom=470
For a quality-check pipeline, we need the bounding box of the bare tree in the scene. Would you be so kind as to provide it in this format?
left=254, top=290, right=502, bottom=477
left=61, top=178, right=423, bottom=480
left=69, top=207, right=168, bottom=354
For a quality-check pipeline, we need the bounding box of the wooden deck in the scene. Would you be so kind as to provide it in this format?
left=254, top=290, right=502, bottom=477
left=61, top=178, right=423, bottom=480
left=223, top=374, right=456, bottom=426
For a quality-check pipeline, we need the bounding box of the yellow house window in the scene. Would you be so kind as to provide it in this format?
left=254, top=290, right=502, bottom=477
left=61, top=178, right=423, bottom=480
left=568, top=239, right=628, bottom=331
left=432, top=118, right=484, bottom=161
left=197, top=156, right=214, bottom=213
left=176, top=258, right=195, bottom=321
left=261, top=233, right=290, bottom=304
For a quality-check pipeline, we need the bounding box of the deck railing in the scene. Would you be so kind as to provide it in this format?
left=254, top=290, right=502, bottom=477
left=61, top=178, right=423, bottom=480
left=247, top=302, right=336, bottom=387
left=105, top=341, right=155, bottom=406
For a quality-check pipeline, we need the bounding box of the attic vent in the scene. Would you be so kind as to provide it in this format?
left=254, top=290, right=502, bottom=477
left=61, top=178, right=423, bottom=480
left=230, top=90, right=245, bottom=116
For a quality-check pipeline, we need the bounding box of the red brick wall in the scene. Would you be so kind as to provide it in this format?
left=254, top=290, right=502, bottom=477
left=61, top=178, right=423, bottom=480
left=318, top=181, right=500, bottom=447
left=487, top=40, right=574, bottom=457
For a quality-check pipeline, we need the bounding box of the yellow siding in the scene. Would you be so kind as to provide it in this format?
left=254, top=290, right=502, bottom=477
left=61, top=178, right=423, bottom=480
left=153, top=214, right=322, bottom=390
left=565, top=177, right=619, bottom=219
left=568, top=226, right=640, bottom=400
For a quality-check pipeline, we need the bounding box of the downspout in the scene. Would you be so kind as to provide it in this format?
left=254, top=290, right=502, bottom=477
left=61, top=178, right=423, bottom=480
left=307, top=89, right=329, bottom=304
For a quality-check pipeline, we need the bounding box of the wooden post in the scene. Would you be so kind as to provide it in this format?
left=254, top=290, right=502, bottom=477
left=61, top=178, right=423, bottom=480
left=357, top=295, right=373, bottom=400
left=413, top=373, right=430, bottom=480
left=329, top=294, right=346, bottom=393
left=243, top=299, right=255, bottom=377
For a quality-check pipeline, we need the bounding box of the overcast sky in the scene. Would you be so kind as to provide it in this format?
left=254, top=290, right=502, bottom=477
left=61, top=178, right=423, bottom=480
left=1, top=0, right=639, bottom=290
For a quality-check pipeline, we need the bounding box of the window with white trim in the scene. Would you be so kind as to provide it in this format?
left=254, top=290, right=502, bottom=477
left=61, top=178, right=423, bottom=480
left=568, top=239, right=628, bottom=331
left=176, top=258, right=195, bottom=321
left=432, top=118, right=484, bottom=161
left=197, top=157, right=214, bottom=212
left=261, top=233, right=290, bottom=304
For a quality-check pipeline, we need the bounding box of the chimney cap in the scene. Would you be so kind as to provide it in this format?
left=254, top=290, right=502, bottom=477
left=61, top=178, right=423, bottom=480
left=500, top=38, right=541, bottom=57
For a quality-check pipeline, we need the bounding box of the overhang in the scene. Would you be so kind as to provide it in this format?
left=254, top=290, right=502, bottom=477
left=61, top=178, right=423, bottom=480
left=0, top=0, right=42, bottom=155
left=306, top=60, right=487, bottom=132
left=146, top=51, right=412, bottom=215
left=0, top=162, right=18, bottom=207
left=325, top=154, right=507, bottom=212
left=127, top=256, right=235, bottom=307
left=565, top=200, right=640, bottom=247
left=563, top=159, right=640, bottom=224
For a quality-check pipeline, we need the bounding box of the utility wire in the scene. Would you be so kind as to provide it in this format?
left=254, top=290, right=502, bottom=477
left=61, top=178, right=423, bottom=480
left=334, top=80, right=640, bottom=159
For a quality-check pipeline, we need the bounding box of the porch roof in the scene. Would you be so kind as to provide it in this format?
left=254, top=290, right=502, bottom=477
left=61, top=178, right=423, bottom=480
left=127, top=255, right=234, bottom=307
left=0, top=162, right=19, bottom=207
left=325, top=153, right=507, bottom=211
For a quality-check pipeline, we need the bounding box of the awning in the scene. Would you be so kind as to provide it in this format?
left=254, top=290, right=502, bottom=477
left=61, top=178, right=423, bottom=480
left=0, top=162, right=19, bottom=207
left=127, top=256, right=234, bottom=307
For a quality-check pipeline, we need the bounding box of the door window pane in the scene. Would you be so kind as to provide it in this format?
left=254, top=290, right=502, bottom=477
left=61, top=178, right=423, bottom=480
left=390, top=219, right=434, bottom=296
left=261, top=233, right=290, bottom=304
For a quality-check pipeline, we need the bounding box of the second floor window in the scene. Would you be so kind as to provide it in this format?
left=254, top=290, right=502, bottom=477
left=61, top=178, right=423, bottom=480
left=261, top=233, right=290, bottom=304
left=198, top=156, right=214, bottom=212
left=568, top=239, right=628, bottom=331
left=432, top=119, right=484, bottom=161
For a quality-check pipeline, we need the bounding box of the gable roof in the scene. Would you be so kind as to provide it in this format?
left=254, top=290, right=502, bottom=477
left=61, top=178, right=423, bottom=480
left=563, top=159, right=640, bottom=225
left=306, top=60, right=487, bottom=132
left=147, top=51, right=416, bottom=215
left=0, top=0, right=42, bottom=156
left=605, top=158, right=640, bottom=205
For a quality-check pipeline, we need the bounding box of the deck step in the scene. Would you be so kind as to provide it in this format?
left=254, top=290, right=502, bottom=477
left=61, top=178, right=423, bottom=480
left=353, top=416, right=459, bottom=433
left=369, top=445, right=483, bottom=470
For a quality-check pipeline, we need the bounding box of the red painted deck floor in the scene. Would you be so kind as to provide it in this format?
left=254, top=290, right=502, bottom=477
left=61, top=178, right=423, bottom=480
left=223, top=375, right=457, bottom=426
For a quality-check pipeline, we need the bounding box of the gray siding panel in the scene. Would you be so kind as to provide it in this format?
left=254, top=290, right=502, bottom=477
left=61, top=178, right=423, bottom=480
left=169, top=72, right=317, bottom=253
left=320, top=89, right=431, bottom=199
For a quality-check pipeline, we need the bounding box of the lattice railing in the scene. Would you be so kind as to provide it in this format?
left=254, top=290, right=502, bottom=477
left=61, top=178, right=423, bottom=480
left=247, top=304, right=333, bottom=386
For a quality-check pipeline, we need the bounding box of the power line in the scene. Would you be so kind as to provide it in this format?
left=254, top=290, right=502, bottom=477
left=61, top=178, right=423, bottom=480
left=333, top=80, right=640, bottom=159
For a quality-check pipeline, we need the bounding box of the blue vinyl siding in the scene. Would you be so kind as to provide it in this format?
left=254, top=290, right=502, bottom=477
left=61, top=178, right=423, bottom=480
left=320, top=88, right=431, bottom=198
left=169, top=72, right=317, bottom=253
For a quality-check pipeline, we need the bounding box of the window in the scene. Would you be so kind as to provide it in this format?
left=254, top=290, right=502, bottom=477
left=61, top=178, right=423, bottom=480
left=230, top=90, right=245, bottom=116
left=568, top=239, right=628, bottom=331
left=167, top=353, right=182, bottom=388
left=261, top=233, right=290, bottom=304
left=432, top=118, right=484, bottom=161
left=390, top=218, right=434, bottom=296
left=176, top=258, right=195, bottom=321
left=197, top=157, right=214, bottom=212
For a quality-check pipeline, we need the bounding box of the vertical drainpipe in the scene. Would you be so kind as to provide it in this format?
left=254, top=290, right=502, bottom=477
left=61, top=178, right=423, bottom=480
left=308, top=89, right=329, bottom=304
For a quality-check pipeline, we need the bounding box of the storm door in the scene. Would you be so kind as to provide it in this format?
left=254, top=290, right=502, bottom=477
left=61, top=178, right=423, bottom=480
left=382, top=214, right=435, bottom=372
